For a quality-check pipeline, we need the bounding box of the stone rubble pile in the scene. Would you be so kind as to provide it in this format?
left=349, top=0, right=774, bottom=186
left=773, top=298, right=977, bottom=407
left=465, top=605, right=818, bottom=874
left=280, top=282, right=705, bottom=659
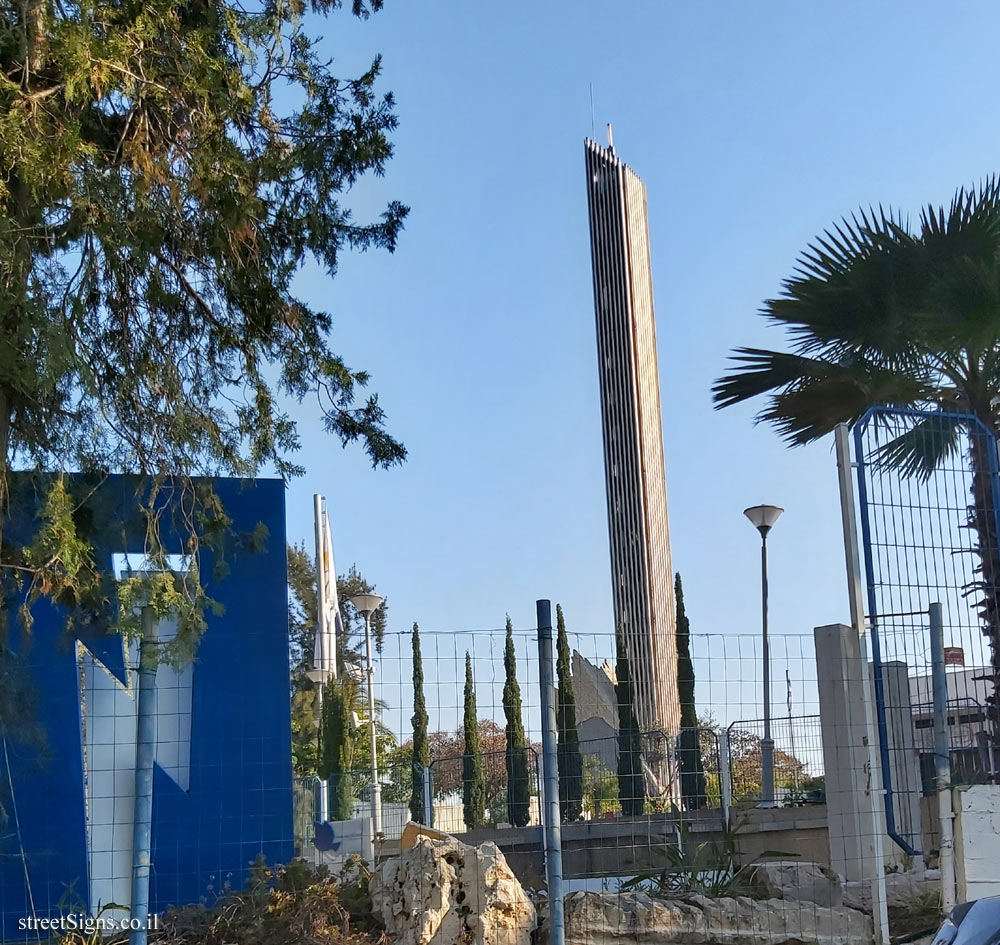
left=842, top=868, right=941, bottom=912
left=751, top=859, right=844, bottom=907
left=370, top=835, right=536, bottom=945
left=372, top=835, right=877, bottom=945
left=564, top=890, right=873, bottom=945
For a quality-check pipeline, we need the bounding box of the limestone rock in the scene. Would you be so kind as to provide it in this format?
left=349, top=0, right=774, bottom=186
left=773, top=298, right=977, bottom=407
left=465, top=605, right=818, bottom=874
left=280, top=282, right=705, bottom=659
left=751, top=860, right=844, bottom=907
left=564, top=890, right=873, bottom=945
left=370, top=834, right=536, bottom=945
left=842, top=869, right=940, bottom=912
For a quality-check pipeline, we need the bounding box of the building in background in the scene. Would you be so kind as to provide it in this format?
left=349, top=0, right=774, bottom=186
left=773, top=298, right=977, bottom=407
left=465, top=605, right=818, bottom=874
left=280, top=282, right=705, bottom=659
left=583, top=132, right=680, bottom=735
left=911, top=666, right=994, bottom=794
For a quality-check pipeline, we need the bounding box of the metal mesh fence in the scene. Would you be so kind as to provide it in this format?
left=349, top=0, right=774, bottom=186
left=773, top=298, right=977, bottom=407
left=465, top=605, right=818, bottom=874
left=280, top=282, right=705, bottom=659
left=0, top=604, right=969, bottom=945
left=853, top=408, right=1000, bottom=862
left=726, top=716, right=824, bottom=805
left=6, top=416, right=996, bottom=944
left=349, top=628, right=822, bottom=822
left=280, top=626, right=832, bottom=894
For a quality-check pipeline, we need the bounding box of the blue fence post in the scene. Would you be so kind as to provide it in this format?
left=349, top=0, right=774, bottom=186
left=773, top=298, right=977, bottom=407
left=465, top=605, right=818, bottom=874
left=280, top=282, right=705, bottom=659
left=852, top=415, right=918, bottom=857
left=130, top=609, right=157, bottom=945
left=536, top=600, right=565, bottom=945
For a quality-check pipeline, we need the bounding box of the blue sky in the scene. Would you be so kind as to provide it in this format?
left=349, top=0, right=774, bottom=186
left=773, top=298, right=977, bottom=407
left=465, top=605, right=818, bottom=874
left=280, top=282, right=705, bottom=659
left=278, top=2, right=1000, bottom=697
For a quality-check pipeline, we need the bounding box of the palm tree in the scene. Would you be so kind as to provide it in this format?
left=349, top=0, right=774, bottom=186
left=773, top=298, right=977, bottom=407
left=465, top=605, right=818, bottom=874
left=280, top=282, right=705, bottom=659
left=713, top=179, right=1000, bottom=746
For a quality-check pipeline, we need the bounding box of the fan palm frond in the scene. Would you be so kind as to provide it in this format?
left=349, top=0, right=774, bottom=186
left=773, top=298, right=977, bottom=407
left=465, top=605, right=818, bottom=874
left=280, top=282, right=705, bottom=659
left=900, top=179, right=1000, bottom=361
left=871, top=411, right=966, bottom=480
left=766, top=207, right=926, bottom=364
left=716, top=177, right=1000, bottom=443
left=713, top=349, right=934, bottom=445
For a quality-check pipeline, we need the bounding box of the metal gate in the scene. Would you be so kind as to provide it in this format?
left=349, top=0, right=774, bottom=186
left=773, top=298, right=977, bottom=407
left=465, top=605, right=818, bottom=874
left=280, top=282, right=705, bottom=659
left=853, top=406, right=1000, bottom=854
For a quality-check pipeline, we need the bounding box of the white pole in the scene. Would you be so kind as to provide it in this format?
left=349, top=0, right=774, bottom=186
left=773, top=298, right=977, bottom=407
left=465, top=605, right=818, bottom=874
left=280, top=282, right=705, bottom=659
left=314, top=494, right=330, bottom=675
left=835, top=424, right=890, bottom=945
left=760, top=531, right=775, bottom=805
left=313, top=494, right=329, bottom=824
left=364, top=611, right=383, bottom=844
left=929, top=603, right=956, bottom=913
left=129, top=608, right=157, bottom=945
left=321, top=505, right=338, bottom=681
left=719, top=729, right=733, bottom=827
left=787, top=670, right=799, bottom=794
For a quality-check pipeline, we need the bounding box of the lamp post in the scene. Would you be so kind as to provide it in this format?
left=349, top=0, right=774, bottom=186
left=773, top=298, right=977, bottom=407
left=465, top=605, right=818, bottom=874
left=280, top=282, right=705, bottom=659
left=744, top=504, right=783, bottom=807
left=348, top=593, right=384, bottom=847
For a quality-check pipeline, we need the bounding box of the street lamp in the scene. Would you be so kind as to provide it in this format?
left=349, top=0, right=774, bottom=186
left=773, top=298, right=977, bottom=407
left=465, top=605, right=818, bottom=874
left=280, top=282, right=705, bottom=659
left=347, top=593, right=384, bottom=846
left=744, top=504, right=783, bottom=807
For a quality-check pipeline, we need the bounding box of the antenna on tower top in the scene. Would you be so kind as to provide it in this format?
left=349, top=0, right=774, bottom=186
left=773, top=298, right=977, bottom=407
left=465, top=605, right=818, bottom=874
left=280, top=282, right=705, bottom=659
left=607, top=123, right=615, bottom=152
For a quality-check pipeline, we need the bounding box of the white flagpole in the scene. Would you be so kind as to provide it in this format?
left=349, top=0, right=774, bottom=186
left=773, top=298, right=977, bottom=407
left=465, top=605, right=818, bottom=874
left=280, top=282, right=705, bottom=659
left=322, top=505, right=339, bottom=681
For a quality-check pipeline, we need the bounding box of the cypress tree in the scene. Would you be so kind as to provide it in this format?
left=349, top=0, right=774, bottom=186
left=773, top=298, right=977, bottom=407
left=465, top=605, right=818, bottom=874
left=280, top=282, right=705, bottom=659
left=318, top=677, right=355, bottom=822
left=462, top=653, right=486, bottom=829
left=409, top=622, right=430, bottom=823
left=556, top=604, right=584, bottom=821
left=503, top=617, right=531, bottom=827
left=615, top=626, right=645, bottom=816
left=676, top=574, right=707, bottom=809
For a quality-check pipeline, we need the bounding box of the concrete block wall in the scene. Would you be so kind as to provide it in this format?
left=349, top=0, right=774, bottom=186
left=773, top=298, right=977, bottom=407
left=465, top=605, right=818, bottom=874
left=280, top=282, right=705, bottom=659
left=953, top=784, right=1000, bottom=902
left=814, top=624, right=886, bottom=882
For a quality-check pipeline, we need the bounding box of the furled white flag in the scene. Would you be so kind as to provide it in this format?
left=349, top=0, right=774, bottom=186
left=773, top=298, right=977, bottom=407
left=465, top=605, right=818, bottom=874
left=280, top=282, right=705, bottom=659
left=312, top=496, right=343, bottom=683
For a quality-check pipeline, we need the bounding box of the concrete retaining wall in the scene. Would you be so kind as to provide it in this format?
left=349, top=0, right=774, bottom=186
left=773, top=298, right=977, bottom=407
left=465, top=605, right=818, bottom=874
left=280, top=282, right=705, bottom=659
left=438, top=805, right=831, bottom=889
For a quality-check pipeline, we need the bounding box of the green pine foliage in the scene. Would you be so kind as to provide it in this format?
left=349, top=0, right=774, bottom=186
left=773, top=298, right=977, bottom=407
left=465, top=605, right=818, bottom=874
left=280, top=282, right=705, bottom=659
left=409, top=622, right=430, bottom=823
left=555, top=604, right=583, bottom=821
left=318, top=676, right=356, bottom=822
left=675, top=574, right=707, bottom=809
left=285, top=544, right=388, bottom=777
left=0, top=0, right=407, bottom=660
left=615, top=625, right=645, bottom=817
left=337, top=565, right=390, bottom=657
left=287, top=543, right=320, bottom=776
left=502, top=617, right=531, bottom=828
left=462, top=653, right=486, bottom=829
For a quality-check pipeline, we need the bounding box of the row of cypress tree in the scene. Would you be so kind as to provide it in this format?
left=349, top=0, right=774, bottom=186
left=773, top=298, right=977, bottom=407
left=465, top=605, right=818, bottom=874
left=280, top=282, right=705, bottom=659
left=457, top=618, right=534, bottom=828
left=405, top=607, right=589, bottom=827
left=404, top=580, right=703, bottom=826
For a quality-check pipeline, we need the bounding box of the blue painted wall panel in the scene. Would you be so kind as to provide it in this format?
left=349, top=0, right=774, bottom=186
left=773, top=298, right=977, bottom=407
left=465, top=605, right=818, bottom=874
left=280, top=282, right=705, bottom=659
left=0, top=476, right=293, bottom=938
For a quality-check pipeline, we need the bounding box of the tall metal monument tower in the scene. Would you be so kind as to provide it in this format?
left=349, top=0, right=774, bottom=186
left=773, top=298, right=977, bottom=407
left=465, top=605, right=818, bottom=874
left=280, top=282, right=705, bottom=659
left=584, top=130, right=680, bottom=736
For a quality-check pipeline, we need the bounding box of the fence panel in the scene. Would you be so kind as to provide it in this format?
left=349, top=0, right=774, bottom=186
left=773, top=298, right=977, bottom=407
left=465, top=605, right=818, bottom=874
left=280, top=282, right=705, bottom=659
left=5, top=607, right=907, bottom=945
left=726, top=716, right=824, bottom=806
left=854, top=407, right=1000, bottom=856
